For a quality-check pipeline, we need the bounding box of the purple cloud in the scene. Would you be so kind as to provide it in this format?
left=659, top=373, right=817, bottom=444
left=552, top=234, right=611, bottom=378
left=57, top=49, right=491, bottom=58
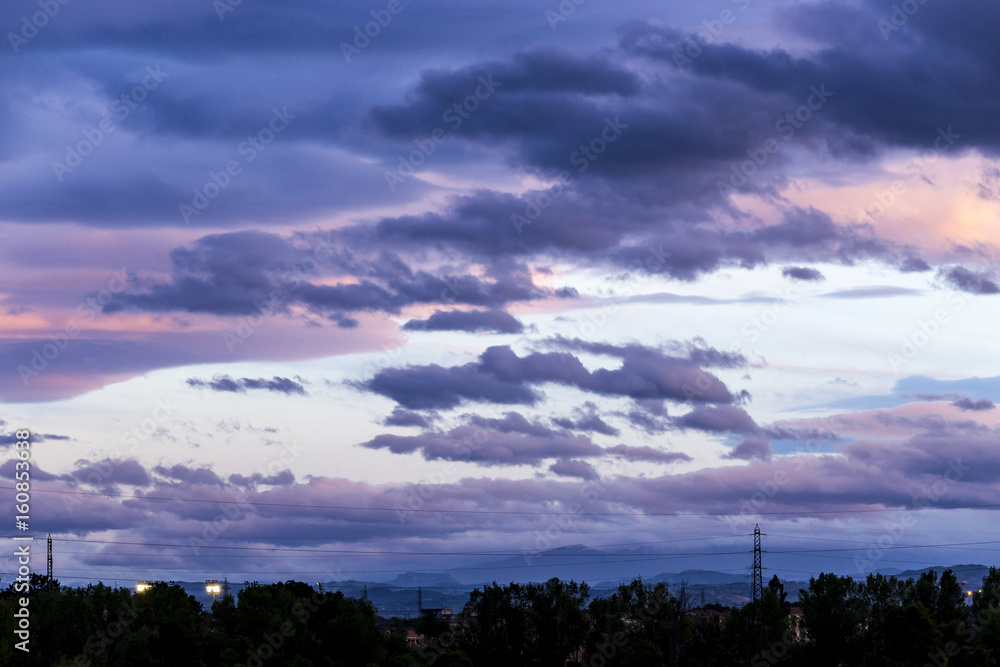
left=402, top=309, right=524, bottom=334
left=549, top=459, right=599, bottom=480
left=360, top=343, right=739, bottom=411
left=781, top=266, right=825, bottom=282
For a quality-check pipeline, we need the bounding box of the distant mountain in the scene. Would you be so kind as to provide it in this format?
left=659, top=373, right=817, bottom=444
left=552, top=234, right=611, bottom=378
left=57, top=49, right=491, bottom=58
left=892, top=564, right=991, bottom=587
left=387, top=572, right=465, bottom=588
left=653, top=570, right=747, bottom=586
left=125, top=556, right=992, bottom=620
left=450, top=544, right=666, bottom=585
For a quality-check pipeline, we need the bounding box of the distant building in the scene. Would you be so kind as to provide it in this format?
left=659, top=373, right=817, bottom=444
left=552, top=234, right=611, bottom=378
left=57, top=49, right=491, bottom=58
left=422, top=607, right=453, bottom=622
left=789, top=606, right=806, bottom=642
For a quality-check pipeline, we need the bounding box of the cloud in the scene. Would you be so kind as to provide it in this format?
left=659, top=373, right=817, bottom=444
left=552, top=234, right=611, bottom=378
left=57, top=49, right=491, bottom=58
left=606, top=445, right=691, bottom=464
left=938, top=266, right=1000, bottom=295
left=899, top=257, right=932, bottom=273
left=360, top=426, right=604, bottom=466
left=952, top=397, right=996, bottom=412
left=912, top=393, right=995, bottom=411
left=725, top=437, right=773, bottom=461
left=383, top=408, right=434, bottom=428
left=187, top=375, right=306, bottom=395
left=69, top=458, right=151, bottom=488
left=228, top=470, right=296, bottom=488
left=552, top=402, right=620, bottom=436
left=781, top=266, right=825, bottom=282
left=360, top=343, right=740, bottom=411
left=621, top=2, right=1000, bottom=156
left=102, top=230, right=571, bottom=324
left=0, top=432, right=70, bottom=445
left=549, top=459, right=599, bottom=480
left=673, top=405, right=759, bottom=434
left=402, top=309, right=524, bottom=334
left=820, top=286, right=922, bottom=299
left=154, top=464, right=225, bottom=487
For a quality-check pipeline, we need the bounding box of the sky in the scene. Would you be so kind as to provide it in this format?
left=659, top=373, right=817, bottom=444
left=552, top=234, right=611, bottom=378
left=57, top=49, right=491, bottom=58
left=2, top=0, right=1000, bottom=588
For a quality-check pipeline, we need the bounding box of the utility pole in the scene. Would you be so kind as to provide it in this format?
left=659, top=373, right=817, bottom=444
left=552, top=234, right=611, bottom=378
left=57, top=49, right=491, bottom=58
left=752, top=524, right=765, bottom=603
left=362, top=585, right=368, bottom=602
left=47, top=534, right=53, bottom=579
left=417, top=586, right=422, bottom=612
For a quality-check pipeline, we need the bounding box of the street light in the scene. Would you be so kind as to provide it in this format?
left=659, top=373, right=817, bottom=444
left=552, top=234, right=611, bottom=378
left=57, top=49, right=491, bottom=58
left=136, top=581, right=151, bottom=593
left=206, top=580, right=221, bottom=603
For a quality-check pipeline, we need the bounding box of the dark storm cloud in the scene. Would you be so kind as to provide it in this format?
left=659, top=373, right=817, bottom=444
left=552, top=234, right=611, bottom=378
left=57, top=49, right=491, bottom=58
left=103, top=230, right=569, bottom=321
left=187, top=375, right=307, bottom=395
left=373, top=188, right=896, bottom=282
left=781, top=266, right=825, bottom=282
left=402, top=309, right=524, bottom=334
left=621, top=0, right=1000, bottom=155
left=937, top=266, right=1000, bottom=295
left=360, top=343, right=739, bottom=411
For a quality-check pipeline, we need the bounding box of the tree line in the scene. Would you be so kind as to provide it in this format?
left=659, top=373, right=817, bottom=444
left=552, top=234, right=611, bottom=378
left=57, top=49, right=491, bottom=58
left=1, top=567, right=999, bottom=666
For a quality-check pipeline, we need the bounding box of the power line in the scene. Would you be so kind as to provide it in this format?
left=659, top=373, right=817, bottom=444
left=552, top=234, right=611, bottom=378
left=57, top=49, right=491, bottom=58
left=7, top=485, right=1000, bottom=516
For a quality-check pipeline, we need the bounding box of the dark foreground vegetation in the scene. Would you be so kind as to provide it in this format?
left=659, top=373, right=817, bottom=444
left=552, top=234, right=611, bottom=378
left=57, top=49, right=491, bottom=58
left=2, top=567, right=999, bottom=666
